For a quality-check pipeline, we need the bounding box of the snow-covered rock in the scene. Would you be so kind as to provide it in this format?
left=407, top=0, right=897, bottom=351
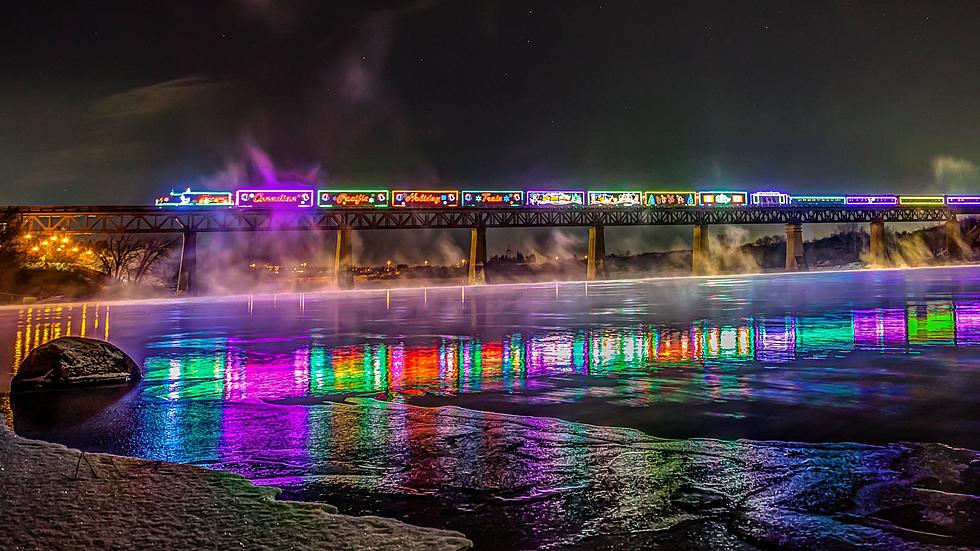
left=11, top=337, right=142, bottom=390
left=0, top=425, right=473, bottom=550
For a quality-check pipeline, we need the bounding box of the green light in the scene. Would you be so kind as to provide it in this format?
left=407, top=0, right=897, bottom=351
left=317, top=189, right=390, bottom=208
left=898, top=196, right=945, bottom=206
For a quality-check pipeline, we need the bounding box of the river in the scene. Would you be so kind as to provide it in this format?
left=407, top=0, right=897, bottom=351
left=3, top=267, right=979, bottom=548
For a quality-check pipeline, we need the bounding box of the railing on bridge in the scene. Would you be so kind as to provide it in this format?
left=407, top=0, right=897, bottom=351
left=10, top=204, right=971, bottom=234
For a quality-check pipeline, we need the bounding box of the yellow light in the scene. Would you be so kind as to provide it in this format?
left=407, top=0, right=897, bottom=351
left=31, top=246, right=39, bottom=252
left=71, top=247, right=79, bottom=252
left=24, top=234, right=31, bottom=240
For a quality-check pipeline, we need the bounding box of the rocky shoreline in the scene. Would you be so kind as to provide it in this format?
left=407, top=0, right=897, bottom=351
left=0, top=423, right=471, bottom=550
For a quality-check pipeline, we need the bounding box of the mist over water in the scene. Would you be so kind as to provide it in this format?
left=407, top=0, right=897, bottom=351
left=3, top=266, right=980, bottom=548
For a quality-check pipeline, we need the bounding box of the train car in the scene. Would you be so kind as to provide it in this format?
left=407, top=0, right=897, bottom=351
left=749, top=191, right=789, bottom=207
left=946, top=195, right=980, bottom=206
left=392, top=190, right=459, bottom=208
left=587, top=191, right=643, bottom=207
left=155, top=189, right=233, bottom=207
left=698, top=191, right=747, bottom=207
left=526, top=190, right=586, bottom=207
left=643, top=191, right=698, bottom=207
left=236, top=189, right=315, bottom=208
left=461, top=191, right=523, bottom=207
left=898, top=195, right=945, bottom=206
left=317, top=189, right=390, bottom=208
left=788, top=195, right=846, bottom=207
left=845, top=195, right=897, bottom=206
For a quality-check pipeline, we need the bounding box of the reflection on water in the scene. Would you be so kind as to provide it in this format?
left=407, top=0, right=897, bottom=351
left=3, top=268, right=980, bottom=548
left=5, top=294, right=979, bottom=405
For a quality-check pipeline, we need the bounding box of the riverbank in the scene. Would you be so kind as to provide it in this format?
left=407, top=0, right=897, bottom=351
left=0, top=423, right=471, bottom=550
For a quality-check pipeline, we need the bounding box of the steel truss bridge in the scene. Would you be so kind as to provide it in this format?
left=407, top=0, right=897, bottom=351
left=12, top=205, right=976, bottom=234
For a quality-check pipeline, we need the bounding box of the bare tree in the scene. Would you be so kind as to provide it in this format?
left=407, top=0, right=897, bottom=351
left=0, top=208, right=24, bottom=268
left=0, top=209, right=25, bottom=294
left=93, top=235, right=145, bottom=281
left=131, top=238, right=176, bottom=283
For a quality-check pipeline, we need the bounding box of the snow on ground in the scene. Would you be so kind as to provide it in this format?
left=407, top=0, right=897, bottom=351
left=0, top=424, right=472, bottom=550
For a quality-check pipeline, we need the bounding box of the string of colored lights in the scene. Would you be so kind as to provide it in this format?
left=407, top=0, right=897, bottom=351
left=154, top=187, right=980, bottom=208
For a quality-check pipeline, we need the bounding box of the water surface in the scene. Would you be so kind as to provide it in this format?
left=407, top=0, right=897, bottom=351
left=3, top=267, right=980, bottom=548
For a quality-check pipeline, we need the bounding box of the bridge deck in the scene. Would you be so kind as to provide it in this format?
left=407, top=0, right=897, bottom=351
left=8, top=205, right=977, bottom=234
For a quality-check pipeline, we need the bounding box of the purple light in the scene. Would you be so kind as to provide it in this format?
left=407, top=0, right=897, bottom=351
left=235, top=189, right=315, bottom=208
left=947, top=195, right=980, bottom=206
left=526, top=190, right=586, bottom=207
left=853, top=309, right=906, bottom=349
left=845, top=195, right=898, bottom=206
left=955, top=302, right=980, bottom=345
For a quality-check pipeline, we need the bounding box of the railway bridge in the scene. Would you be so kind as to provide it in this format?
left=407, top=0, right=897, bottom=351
left=10, top=204, right=978, bottom=293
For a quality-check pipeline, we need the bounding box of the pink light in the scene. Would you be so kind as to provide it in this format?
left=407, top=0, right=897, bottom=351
left=235, top=189, right=315, bottom=208
left=845, top=196, right=898, bottom=206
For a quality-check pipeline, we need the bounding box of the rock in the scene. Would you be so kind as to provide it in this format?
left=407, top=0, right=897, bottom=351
left=11, top=337, right=141, bottom=391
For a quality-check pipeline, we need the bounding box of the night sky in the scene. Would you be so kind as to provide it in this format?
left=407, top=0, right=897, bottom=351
left=2, top=0, right=979, bottom=207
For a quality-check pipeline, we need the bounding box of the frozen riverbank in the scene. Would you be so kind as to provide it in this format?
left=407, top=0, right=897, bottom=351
left=0, top=423, right=471, bottom=550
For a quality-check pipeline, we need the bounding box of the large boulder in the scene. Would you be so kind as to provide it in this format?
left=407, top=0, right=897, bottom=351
left=11, top=337, right=141, bottom=391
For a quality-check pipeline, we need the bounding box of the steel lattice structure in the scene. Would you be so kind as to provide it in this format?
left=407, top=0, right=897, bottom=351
left=10, top=205, right=976, bottom=234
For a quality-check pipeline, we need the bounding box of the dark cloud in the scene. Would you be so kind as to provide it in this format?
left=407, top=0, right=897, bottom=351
left=1, top=1, right=979, bottom=207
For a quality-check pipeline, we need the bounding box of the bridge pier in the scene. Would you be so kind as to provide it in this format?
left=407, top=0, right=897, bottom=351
left=586, top=225, right=606, bottom=281
left=869, top=220, right=886, bottom=266
left=467, top=225, right=487, bottom=285
left=335, top=227, right=354, bottom=289
left=692, top=224, right=710, bottom=275
left=945, top=217, right=964, bottom=259
left=177, top=231, right=198, bottom=296
left=785, top=223, right=806, bottom=271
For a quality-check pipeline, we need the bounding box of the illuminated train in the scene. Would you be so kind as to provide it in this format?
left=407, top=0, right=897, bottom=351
left=155, top=188, right=980, bottom=209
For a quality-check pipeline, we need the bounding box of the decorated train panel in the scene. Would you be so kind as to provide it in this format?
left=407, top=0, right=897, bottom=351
left=461, top=191, right=523, bottom=207
left=155, top=189, right=233, bottom=207
left=392, top=190, right=459, bottom=208
left=699, top=191, right=747, bottom=207
left=526, top=190, right=586, bottom=207
left=318, top=190, right=389, bottom=208
left=236, top=189, right=314, bottom=208
left=587, top=191, right=643, bottom=207
left=644, top=191, right=698, bottom=207
left=156, top=187, right=980, bottom=210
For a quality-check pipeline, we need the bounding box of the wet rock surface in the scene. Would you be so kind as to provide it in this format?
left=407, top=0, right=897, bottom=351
left=201, top=399, right=978, bottom=550
left=11, top=337, right=141, bottom=390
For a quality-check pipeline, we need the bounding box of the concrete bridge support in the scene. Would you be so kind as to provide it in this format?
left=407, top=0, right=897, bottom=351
left=785, top=223, right=806, bottom=271
left=177, top=231, right=198, bottom=296
left=946, top=217, right=964, bottom=259
left=869, top=220, right=886, bottom=266
left=335, top=227, right=354, bottom=289
left=692, top=224, right=710, bottom=275
left=586, top=225, right=606, bottom=281
left=468, top=225, right=487, bottom=285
